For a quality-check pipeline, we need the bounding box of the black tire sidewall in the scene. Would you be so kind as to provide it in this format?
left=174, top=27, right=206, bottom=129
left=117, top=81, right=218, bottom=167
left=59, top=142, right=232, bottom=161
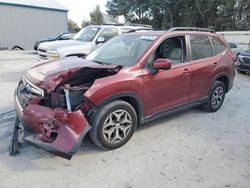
left=90, top=100, right=137, bottom=150
left=208, top=81, right=225, bottom=112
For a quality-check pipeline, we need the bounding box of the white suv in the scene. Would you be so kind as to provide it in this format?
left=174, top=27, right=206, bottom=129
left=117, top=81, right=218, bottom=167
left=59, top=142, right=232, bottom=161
left=38, top=24, right=151, bottom=59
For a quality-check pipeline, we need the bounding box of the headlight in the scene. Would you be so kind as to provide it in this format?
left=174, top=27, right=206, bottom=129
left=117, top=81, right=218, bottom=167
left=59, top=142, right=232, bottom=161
left=238, top=55, right=243, bottom=65
left=22, top=76, right=45, bottom=97
left=47, top=49, right=58, bottom=54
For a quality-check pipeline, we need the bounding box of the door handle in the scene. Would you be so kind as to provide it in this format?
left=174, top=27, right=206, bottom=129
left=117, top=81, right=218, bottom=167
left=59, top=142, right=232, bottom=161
left=212, top=62, right=218, bottom=67
left=183, top=68, right=190, bottom=74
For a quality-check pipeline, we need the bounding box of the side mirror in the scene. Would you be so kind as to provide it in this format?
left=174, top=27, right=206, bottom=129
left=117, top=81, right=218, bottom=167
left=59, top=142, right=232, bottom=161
left=154, top=58, right=172, bottom=70
left=151, top=59, right=172, bottom=75
left=96, top=37, right=106, bottom=44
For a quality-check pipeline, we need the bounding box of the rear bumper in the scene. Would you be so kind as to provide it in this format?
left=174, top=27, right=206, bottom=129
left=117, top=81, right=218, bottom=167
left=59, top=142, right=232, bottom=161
left=228, top=68, right=235, bottom=92
left=14, top=92, right=91, bottom=160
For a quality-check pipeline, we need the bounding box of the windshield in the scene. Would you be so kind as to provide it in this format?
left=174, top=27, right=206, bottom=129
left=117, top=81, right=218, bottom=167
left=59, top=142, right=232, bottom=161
left=86, top=34, right=157, bottom=66
left=73, top=27, right=100, bottom=42
left=48, top=33, right=62, bottom=40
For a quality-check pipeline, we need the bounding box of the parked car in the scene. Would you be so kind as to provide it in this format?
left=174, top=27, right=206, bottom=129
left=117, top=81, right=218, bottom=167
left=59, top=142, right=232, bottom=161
left=13, top=28, right=235, bottom=159
left=236, top=50, right=250, bottom=74
left=34, top=32, right=74, bottom=51
left=37, top=24, right=152, bottom=59
left=228, top=42, right=243, bottom=56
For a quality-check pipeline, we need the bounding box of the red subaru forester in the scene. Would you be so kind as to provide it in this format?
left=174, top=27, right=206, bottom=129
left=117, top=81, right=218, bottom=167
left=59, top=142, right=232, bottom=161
left=12, top=28, right=236, bottom=159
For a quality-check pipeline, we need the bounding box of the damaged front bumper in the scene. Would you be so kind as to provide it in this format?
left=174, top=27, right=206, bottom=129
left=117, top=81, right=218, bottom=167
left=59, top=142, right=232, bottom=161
left=11, top=60, right=121, bottom=159
left=14, top=91, right=91, bottom=160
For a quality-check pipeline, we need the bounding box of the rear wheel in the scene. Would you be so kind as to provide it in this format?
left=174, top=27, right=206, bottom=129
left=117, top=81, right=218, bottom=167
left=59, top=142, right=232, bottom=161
left=90, top=100, right=137, bottom=150
left=201, top=81, right=225, bottom=112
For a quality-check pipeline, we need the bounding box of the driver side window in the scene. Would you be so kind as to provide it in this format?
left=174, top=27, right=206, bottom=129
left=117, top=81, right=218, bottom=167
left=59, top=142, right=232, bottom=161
left=146, top=36, right=186, bottom=68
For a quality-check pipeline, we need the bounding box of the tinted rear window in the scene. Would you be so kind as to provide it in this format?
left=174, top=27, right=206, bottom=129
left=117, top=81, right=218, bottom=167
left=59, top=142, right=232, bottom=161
left=211, top=37, right=226, bottom=55
left=190, top=35, right=212, bottom=60
left=99, top=28, right=118, bottom=41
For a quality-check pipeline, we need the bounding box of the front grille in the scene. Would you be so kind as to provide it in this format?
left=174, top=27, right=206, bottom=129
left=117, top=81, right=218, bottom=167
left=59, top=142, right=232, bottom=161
left=17, top=82, right=32, bottom=109
left=242, top=57, right=250, bottom=65
left=39, top=54, right=47, bottom=58
left=39, top=49, right=46, bottom=53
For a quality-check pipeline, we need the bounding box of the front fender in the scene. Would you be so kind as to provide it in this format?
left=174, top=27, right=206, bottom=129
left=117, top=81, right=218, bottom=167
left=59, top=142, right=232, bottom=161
left=96, top=92, right=144, bottom=123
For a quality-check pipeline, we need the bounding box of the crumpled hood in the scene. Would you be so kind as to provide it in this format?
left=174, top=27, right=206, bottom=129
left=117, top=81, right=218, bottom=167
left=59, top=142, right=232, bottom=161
left=24, top=57, right=118, bottom=93
left=39, top=40, right=83, bottom=50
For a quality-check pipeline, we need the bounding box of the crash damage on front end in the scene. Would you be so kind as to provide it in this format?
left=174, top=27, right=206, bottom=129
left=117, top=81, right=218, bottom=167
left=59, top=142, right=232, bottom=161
left=10, top=58, right=121, bottom=159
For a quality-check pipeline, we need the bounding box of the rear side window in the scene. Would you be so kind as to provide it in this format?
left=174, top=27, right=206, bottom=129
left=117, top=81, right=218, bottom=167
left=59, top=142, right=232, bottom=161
left=211, top=37, right=226, bottom=55
left=99, top=28, right=118, bottom=41
left=190, top=35, right=212, bottom=60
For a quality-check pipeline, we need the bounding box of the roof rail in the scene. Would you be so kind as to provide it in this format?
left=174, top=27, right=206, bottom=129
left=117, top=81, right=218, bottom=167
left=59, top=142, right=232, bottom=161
left=124, top=23, right=152, bottom=28
left=127, top=28, right=154, bottom=33
left=102, top=23, right=153, bottom=28
left=168, top=27, right=215, bottom=33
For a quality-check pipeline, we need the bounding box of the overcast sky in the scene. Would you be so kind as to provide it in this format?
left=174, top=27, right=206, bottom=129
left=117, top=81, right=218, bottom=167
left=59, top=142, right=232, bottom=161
left=55, top=0, right=107, bottom=26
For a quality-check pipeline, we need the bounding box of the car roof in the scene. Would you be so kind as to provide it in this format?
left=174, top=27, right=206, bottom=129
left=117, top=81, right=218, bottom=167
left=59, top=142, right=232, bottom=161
left=123, top=31, right=165, bottom=36
left=87, top=25, right=152, bottom=29
left=120, top=30, right=228, bottom=47
left=122, top=30, right=223, bottom=39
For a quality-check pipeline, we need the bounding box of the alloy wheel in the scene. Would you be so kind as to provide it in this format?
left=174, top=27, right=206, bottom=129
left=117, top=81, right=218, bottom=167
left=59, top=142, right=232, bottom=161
left=102, top=110, right=132, bottom=144
left=211, top=86, right=224, bottom=109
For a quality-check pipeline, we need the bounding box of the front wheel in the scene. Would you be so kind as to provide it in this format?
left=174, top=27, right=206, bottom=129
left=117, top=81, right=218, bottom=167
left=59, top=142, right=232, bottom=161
left=201, top=81, right=225, bottom=112
left=90, top=100, right=137, bottom=150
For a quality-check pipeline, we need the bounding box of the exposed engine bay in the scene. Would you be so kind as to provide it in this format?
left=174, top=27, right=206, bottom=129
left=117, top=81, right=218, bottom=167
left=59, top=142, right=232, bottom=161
left=41, top=66, right=121, bottom=111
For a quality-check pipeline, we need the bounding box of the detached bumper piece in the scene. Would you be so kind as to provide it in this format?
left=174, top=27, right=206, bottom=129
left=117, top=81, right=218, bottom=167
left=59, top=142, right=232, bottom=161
left=9, top=118, right=21, bottom=156
left=20, top=105, right=91, bottom=160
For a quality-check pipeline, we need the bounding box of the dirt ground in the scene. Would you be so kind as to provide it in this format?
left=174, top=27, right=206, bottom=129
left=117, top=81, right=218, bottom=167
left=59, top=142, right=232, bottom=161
left=0, top=50, right=250, bottom=188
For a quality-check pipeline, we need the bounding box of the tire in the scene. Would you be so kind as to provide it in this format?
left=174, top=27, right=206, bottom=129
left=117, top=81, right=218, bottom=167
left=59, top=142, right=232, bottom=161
left=236, top=69, right=246, bottom=74
left=201, top=81, right=225, bottom=112
left=89, top=100, right=137, bottom=150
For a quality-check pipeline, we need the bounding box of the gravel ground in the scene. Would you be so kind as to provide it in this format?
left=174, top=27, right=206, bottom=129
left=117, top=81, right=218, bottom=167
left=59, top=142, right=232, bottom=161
left=0, top=50, right=250, bottom=188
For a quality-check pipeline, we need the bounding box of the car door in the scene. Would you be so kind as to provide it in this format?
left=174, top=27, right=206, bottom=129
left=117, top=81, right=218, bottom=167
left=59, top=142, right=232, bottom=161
left=188, top=35, right=216, bottom=101
left=142, top=35, right=191, bottom=117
